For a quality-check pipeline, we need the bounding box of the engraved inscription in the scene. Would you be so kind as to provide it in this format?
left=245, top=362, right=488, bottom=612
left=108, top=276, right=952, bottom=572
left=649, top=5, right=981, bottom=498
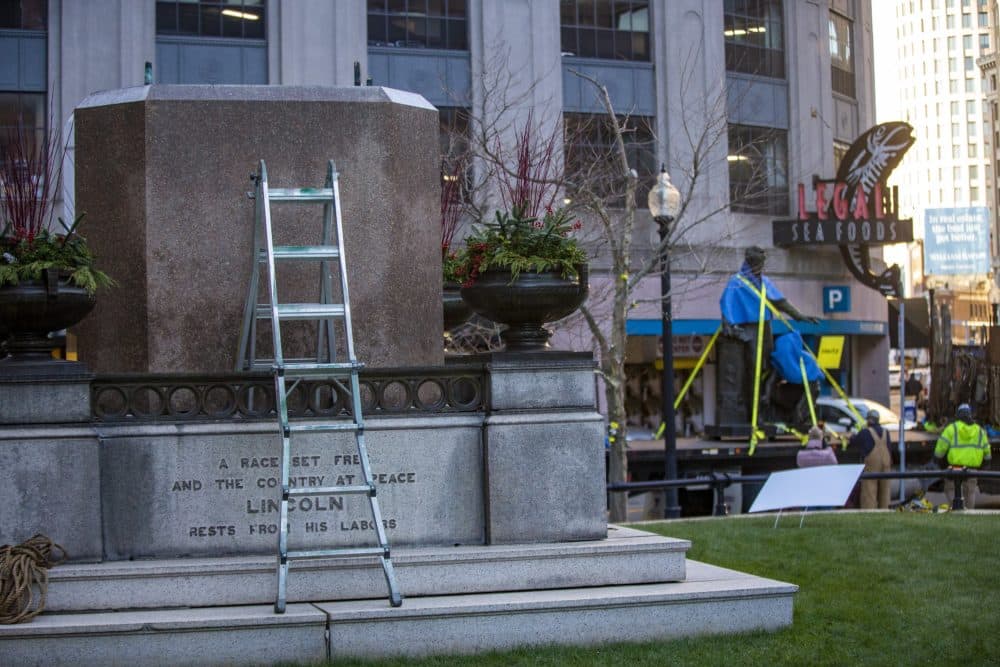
left=171, top=451, right=416, bottom=543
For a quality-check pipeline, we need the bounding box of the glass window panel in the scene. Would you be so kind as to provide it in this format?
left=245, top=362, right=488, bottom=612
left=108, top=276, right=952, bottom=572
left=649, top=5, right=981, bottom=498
left=446, top=18, right=466, bottom=50
left=388, top=0, right=406, bottom=12
left=406, top=16, right=427, bottom=45
left=578, top=28, right=596, bottom=57
left=595, top=28, right=614, bottom=58
left=368, top=14, right=387, bottom=44
left=201, top=5, right=222, bottom=36
left=368, top=0, right=387, bottom=10
left=178, top=3, right=199, bottom=34
left=222, top=10, right=244, bottom=38
left=156, top=2, right=178, bottom=32
left=243, top=8, right=264, bottom=38
left=560, top=0, right=577, bottom=24
left=387, top=16, right=407, bottom=44
left=578, top=0, right=596, bottom=26
left=427, top=0, right=443, bottom=13
left=595, top=0, right=614, bottom=28
left=561, top=26, right=577, bottom=55
left=447, top=0, right=466, bottom=18
left=426, top=17, right=445, bottom=48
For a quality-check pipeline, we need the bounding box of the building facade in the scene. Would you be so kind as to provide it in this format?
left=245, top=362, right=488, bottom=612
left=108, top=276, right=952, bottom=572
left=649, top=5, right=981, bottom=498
left=0, top=0, right=893, bottom=423
left=888, top=0, right=996, bottom=344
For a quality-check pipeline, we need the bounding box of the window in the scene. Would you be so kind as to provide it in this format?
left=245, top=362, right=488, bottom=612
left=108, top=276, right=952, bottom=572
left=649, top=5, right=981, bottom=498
left=950, top=57, right=958, bottom=72
left=981, top=34, right=990, bottom=52
left=563, top=113, right=656, bottom=207
left=725, top=0, right=785, bottom=79
left=829, top=11, right=854, bottom=97
left=971, top=185, right=980, bottom=200
left=439, top=107, right=471, bottom=206
left=949, top=36, right=957, bottom=51
left=966, top=77, right=976, bottom=91
left=0, top=0, right=45, bottom=29
left=953, top=144, right=962, bottom=158
left=967, top=99, right=977, bottom=116
left=833, top=140, right=850, bottom=171
left=952, top=100, right=960, bottom=115
left=0, top=93, right=45, bottom=167
left=970, top=164, right=979, bottom=178
left=560, top=1, right=650, bottom=61
left=979, top=12, right=989, bottom=26
left=727, top=124, right=789, bottom=215
left=969, top=143, right=978, bottom=156
left=950, top=79, right=959, bottom=93
left=964, top=34, right=972, bottom=50
left=367, top=0, right=467, bottom=50
left=156, top=1, right=265, bottom=39
left=948, top=14, right=956, bottom=28
left=952, top=122, right=961, bottom=138
left=962, top=13, right=972, bottom=28
left=966, top=56, right=974, bottom=70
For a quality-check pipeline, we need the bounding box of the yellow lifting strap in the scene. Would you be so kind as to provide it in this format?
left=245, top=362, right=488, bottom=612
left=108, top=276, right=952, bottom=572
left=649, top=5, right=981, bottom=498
left=673, top=327, right=721, bottom=412
left=799, top=356, right=818, bottom=430
left=747, top=281, right=768, bottom=456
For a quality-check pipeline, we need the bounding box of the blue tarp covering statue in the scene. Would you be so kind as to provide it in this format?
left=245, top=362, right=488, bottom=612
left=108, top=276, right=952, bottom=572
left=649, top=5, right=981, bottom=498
left=771, top=330, right=823, bottom=385
left=711, top=246, right=821, bottom=433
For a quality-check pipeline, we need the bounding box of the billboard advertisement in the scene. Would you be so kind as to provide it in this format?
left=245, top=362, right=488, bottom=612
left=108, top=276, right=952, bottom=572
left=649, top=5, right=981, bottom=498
left=923, top=207, right=991, bottom=276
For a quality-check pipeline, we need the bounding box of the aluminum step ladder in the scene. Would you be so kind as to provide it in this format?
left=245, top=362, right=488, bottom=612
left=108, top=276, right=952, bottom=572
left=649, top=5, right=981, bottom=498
left=237, top=159, right=402, bottom=613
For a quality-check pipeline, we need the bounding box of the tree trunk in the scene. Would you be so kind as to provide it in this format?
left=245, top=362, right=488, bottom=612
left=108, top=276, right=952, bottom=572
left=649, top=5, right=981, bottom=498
left=606, top=381, right=628, bottom=522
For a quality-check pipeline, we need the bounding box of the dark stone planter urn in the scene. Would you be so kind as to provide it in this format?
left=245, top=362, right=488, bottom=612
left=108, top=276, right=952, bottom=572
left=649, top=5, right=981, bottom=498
left=443, top=281, right=474, bottom=331
left=460, top=265, right=588, bottom=351
left=0, top=270, right=96, bottom=378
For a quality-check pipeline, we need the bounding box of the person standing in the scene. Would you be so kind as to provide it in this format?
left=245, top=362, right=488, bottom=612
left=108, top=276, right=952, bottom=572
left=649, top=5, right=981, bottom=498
left=797, top=425, right=838, bottom=468
left=849, top=409, right=893, bottom=509
left=934, top=404, right=992, bottom=509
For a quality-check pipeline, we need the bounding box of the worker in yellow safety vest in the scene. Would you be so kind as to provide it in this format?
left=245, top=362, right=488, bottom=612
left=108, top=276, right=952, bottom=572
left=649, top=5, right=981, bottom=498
left=934, top=404, right=992, bottom=509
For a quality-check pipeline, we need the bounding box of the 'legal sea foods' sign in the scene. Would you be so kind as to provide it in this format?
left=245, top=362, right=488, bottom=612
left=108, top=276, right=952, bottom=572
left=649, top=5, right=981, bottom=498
left=771, top=122, right=916, bottom=297
left=923, top=206, right=991, bottom=276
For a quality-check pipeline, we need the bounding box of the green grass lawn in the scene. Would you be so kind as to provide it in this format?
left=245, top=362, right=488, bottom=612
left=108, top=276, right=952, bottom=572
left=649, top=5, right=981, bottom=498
left=307, top=513, right=1000, bottom=667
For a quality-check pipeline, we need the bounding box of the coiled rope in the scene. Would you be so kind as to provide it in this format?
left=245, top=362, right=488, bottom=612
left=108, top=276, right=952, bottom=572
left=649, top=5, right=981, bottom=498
left=0, top=534, right=67, bottom=624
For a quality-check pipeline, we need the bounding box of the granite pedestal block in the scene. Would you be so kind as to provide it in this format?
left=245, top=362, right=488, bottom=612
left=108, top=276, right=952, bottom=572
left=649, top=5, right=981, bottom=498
left=73, top=85, right=442, bottom=373
left=482, top=352, right=607, bottom=544
left=97, top=416, right=484, bottom=560
left=0, top=427, right=102, bottom=560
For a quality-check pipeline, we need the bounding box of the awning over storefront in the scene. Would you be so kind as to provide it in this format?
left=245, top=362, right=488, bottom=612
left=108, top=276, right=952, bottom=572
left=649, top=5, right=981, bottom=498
left=626, top=318, right=888, bottom=337
left=887, top=297, right=931, bottom=348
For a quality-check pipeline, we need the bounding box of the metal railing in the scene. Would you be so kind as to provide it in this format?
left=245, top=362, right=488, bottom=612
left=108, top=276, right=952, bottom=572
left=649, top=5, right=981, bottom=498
left=91, top=367, right=487, bottom=422
left=608, top=468, right=1000, bottom=516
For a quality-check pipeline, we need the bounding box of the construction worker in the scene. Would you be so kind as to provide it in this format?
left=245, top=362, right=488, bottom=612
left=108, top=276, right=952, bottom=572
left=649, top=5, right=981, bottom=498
left=934, top=404, right=992, bottom=509
left=849, top=409, right=892, bottom=509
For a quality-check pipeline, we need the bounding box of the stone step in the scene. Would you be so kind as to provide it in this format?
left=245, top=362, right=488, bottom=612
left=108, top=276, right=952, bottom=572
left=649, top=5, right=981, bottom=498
left=44, top=526, right=689, bottom=612
left=0, top=560, right=797, bottom=666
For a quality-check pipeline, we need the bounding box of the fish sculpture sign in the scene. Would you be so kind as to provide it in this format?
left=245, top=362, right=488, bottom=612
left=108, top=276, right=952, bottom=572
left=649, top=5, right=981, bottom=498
left=772, top=122, right=915, bottom=297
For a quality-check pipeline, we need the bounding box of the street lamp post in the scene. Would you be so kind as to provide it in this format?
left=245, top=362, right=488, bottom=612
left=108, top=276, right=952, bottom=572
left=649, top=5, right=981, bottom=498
left=648, top=166, right=682, bottom=519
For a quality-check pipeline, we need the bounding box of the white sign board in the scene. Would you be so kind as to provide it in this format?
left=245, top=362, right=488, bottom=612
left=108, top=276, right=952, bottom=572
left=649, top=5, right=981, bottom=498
left=748, top=465, right=864, bottom=513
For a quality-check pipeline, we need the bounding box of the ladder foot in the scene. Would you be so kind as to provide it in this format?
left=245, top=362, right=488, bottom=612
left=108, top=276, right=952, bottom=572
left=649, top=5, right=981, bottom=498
left=390, top=591, right=403, bottom=607
left=274, top=600, right=286, bottom=614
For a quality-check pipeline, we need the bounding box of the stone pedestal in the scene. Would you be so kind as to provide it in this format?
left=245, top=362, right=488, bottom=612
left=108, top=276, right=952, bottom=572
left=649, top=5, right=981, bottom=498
left=482, top=352, right=607, bottom=544
left=73, top=85, right=442, bottom=373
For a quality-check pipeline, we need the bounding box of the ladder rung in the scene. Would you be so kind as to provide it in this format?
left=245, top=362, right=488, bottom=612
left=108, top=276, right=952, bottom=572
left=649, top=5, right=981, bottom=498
left=268, top=188, right=334, bottom=202
left=288, top=422, right=359, bottom=433
left=256, top=304, right=346, bottom=320
left=289, top=485, right=373, bottom=496
left=282, top=361, right=363, bottom=376
left=267, top=246, right=341, bottom=261
left=287, top=546, right=388, bottom=560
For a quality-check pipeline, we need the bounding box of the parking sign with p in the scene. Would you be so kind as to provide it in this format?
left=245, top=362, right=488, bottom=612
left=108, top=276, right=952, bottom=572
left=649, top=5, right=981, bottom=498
left=823, top=286, right=850, bottom=313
